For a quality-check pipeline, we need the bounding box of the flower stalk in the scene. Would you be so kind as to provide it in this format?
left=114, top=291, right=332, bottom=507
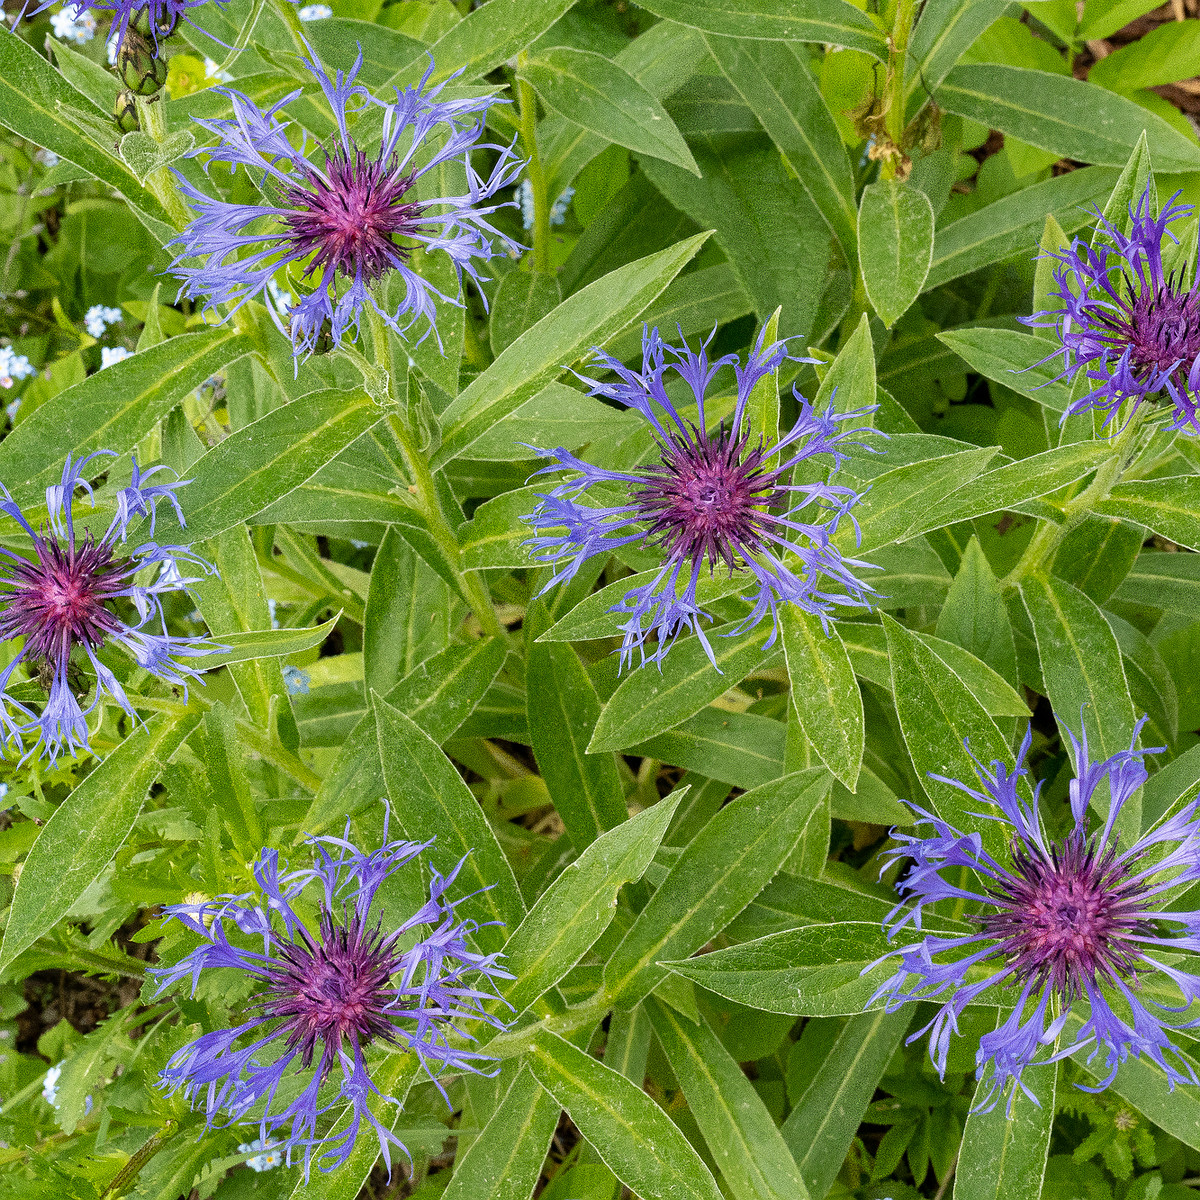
left=516, top=63, right=551, bottom=275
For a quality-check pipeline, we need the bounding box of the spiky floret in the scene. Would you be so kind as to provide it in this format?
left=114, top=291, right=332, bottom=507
left=868, top=717, right=1200, bottom=1113
left=1024, top=184, right=1200, bottom=432
left=520, top=325, right=881, bottom=670
left=0, top=451, right=215, bottom=762
left=169, top=42, right=522, bottom=359
left=151, top=811, right=513, bottom=1178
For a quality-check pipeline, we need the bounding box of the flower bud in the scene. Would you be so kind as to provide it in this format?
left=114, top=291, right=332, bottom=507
left=118, top=31, right=167, bottom=96
left=114, top=88, right=140, bottom=134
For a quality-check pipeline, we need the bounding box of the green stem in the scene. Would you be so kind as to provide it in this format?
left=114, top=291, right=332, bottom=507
left=516, top=67, right=551, bottom=275
left=266, top=0, right=311, bottom=61
left=880, top=0, right=917, bottom=180
left=133, top=95, right=193, bottom=231
left=358, top=306, right=507, bottom=642
left=100, top=1122, right=179, bottom=1200
left=1000, top=413, right=1147, bottom=588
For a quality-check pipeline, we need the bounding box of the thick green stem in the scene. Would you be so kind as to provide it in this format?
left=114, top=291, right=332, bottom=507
left=1001, top=414, right=1147, bottom=588
left=100, top=1122, right=179, bottom=1200
left=516, top=68, right=551, bottom=275
left=133, top=95, right=193, bottom=230
left=358, top=306, right=507, bottom=642
left=266, top=0, right=312, bottom=60
left=880, top=0, right=917, bottom=180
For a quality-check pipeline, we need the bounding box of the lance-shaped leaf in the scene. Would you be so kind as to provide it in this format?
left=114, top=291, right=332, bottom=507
left=150, top=388, right=381, bottom=544
left=0, top=711, right=202, bottom=972
left=442, top=1067, right=560, bottom=1200
left=196, top=615, right=339, bottom=671
left=528, top=1029, right=723, bottom=1200
left=646, top=998, right=812, bottom=1200
left=499, top=797, right=680, bottom=1018
left=781, top=607, right=863, bottom=790
left=1094, top=476, right=1200, bottom=551
left=0, top=328, right=251, bottom=506
left=954, top=1049, right=1056, bottom=1200
left=373, top=693, right=523, bottom=952
left=858, top=181, right=935, bottom=327
left=604, top=771, right=829, bottom=1007
left=937, top=327, right=1073, bottom=411
left=630, top=0, right=887, bottom=60
left=435, top=233, right=710, bottom=466
left=519, top=48, right=699, bottom=175
left=589, top=621, right=776, bottom=753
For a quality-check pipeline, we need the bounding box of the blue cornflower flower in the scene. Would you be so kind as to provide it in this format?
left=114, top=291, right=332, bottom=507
left=151, top=812, right=513, bottom=1178
left=869, top=717, right=1200, bottom=1113
left=0, top=452, right=217, bottom=762
left=1024, top=184, right=1200, bottom=433
left=521, top=326, right=880, bottom=670
left=169, top=44, right=522, bottom=359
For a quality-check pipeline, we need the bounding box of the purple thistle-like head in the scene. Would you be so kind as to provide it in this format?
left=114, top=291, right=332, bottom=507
left=1023, top=185, right=1200, bottom=433
left=151, top=811, right=513, bottom=1178
left=19, top=0, right=224, bottom=55
left=869, top=717, right=1200, bottom=1113
left=169, top=43, right=523, bottom=359
left=521, top=325, right=881, bottom=670
left=0, top=451, right=216, bottom=762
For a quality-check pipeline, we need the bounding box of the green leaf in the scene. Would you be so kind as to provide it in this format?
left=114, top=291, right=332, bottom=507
left=1094, top=476, right=1200, bottom=551
left=906, top=0, right=1011, bottom=101
left=858, top=181, right=935, bottom=327
left=1088, top=20, right=1200, bottom=91
left=0, top=31, right=175, bottom=241
left=386, top=0, right=575, bottom=86
left=363, top=527, right=451, bottom=696
left=908, top=442, right=1113, bottom=536
left=928, top=166, right=1120, bottom=289
left=629, top=0, right=887, bottom=60
left=0, top=711, right=202, bottom=973
left=781, top=1009, right=912, bottom=1198
left=520, top=48, right=699, bottom=175
left=434, top=233, right=710, bottom=466
left=816, top=312, right=876, bottom=415
left=527, top=1029, right=723, bottom=1200
left=639, top=137, right=829, bottom=341
left=646, top=997, right=812, bottom=1200
left=0, top=329, right=251, bottom=506
left=745, top=307, right=782, bottom=443
left=629, top=707, right=786, bottom=791
left=661, top=921, right=905, bottom=1017
left=883, top=613, right=1029, bottom=862
left=489, top=272, right=563, bottom=357
left=954, top=1051, right=1055, bottom=1200
left=936, top=536, right=1019, bottom=687
left=589, top=621, right=776, bottom=753
left=939, top=65, right=1200, bottom=172
left=937, top=327, right=1072, bottom=411
left=199, top=614, right=339, bottom=670
left=442, top=1067, right=560, bottom=1200
left=704, top=35, right=856, bottom=260
left=604, top=772, right=830, bottom=1006
left=1032, top=214, right=1072, bottom=340
left=1020, top=574, right=1138, bottom=834
left=781, top=607, right=863, bottom=790
left=152, top=388, right=381, bottom=544
left=841, top=447, right=998, bottom=553
left=527, top=635, right=628, bottom=852
left=500, top=797, right=680, bottom=1018
left=373, top=693, right=523, bottom=951
left=1112, top=549, right=1200, bottom=612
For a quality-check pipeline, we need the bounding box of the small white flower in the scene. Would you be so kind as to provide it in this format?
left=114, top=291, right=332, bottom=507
left=282, top=665, right=310, bottom=696
left=266, top=277, right=294, bottom=317
left=36, top=148, right=60, bottom=169
left=297, top=3, right=332, bottom=18
left=41, top=1065, right=62, bottom=1107
left=0, top=347, right=35, bottom=389
left=268, top=598, right=279, bottom=629
left=106, top=34, right=119, bottom=65
left=549, top=185, right=574, bottom=226
left=238, top=1138, right=285, bottom=1171
left=203, top=56, right=233, bottom=83
left=100, top=346, right=132, bottom=369
left=50, top=6, right=97, bottom=43
left=84, top=304, right=123, bottom=338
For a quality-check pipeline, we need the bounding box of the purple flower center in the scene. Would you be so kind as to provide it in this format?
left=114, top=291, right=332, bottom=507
left=261, top=912, right=400, bottom=1075
left=1084, top=275, right=1200, bottom=393
left=634, top=426, right=786, bottom=572
left=279, top=147, right=424, bottom=285
left=0, top=534, right=128, bottom=666
left=978, top=831, right=1154, bottom=1001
